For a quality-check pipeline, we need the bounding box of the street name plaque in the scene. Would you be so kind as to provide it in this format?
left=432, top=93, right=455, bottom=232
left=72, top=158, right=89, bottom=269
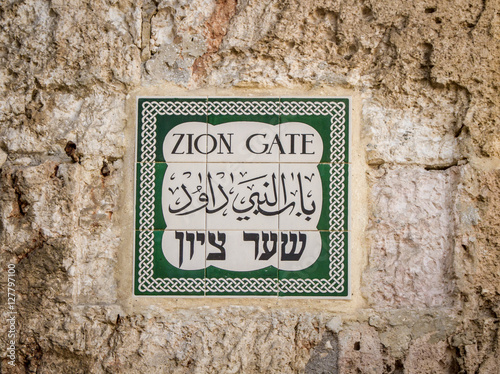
left=135, top=98, right=349, bottom=297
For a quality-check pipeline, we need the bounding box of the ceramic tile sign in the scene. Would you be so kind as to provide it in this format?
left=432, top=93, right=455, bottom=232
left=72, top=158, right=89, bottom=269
left=135, top=98, right=349, bottom=297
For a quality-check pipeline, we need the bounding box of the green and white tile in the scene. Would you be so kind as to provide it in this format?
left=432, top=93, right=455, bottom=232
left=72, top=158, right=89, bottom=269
left=134, top=230, right=205, bottom=296
left=205, top=228, right=279, bottom=297
left=137, top=97, right=208, bottom=163
left=278, top=231, right=348, bottom=298
left=207, top=98, right=281, bottom=164
left=316, top=163, right=349, bottom=232
left=135, top=162, right=168, bottom=231
left=280, top=98, right=349, bottom=164
left=161, top=162, right=207, bottom=231
left=135, top=97, right=350, bottom=297
left=206, top=163, right=280, bottom=231
left=277, top=163, right=348, bottom=232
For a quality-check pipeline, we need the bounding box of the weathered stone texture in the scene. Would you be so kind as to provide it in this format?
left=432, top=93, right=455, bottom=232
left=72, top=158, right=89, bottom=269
left=363, top=165, right=457, bottom=308
left=0, top=0, right=499, bottom=372
left=338, top=323, right=385, bottom=374
left=454, top=166, right=500, bottom=305
left=0, top=0, right=141, bottom=91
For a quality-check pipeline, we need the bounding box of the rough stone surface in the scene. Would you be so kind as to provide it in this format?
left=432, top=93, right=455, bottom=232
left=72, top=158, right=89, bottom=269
left=363, top=165, right=458, bottom=308
left=0, top=0, right=499, bottom=372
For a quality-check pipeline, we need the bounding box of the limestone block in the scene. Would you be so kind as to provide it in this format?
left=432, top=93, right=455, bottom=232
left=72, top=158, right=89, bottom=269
left=363, top=165, right=458, bottom=308
left=0, top=148, right=7, bottom=168
left=338, top=323, right=384, bottom=374
left=0, top=161, right=75, bottom=255
left=0, top=0, right=141, bottom=90
left=454, top=165, right=500, bottom=304
left=405, top=334, right=457, bottom=373
left=0, top=91, right=127, bottom=158
left=144, top=0, right=240, bottom=84
left=14, top=308, right=328, bottom=373
left=363, top=99, right=461, bottom=167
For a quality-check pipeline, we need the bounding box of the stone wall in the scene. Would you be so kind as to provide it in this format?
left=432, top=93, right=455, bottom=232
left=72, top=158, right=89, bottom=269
left=0, top=0, right=499, bottom=372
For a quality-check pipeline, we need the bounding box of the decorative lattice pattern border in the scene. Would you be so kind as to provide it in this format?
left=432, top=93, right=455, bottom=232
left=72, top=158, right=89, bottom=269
left=136, top=99, right=347, bottom=295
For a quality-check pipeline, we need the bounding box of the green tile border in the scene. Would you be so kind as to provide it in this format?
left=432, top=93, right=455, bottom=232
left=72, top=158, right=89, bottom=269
left=208, top=97, right=280, bottom=126
left=278, top=232, right=348, bottom=297
left=317, top=163, right=349, bottom=231
left=135, top=162, right=167, bottom=230
left=134, top=97, right=350, bottom=297
left=280, top=98, right=349, bottom=164
left=137, top=98, right=207, bottom=163
left=134, top=230, right=205, bottom=296
left=206, top=265, right=279, bottom=297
